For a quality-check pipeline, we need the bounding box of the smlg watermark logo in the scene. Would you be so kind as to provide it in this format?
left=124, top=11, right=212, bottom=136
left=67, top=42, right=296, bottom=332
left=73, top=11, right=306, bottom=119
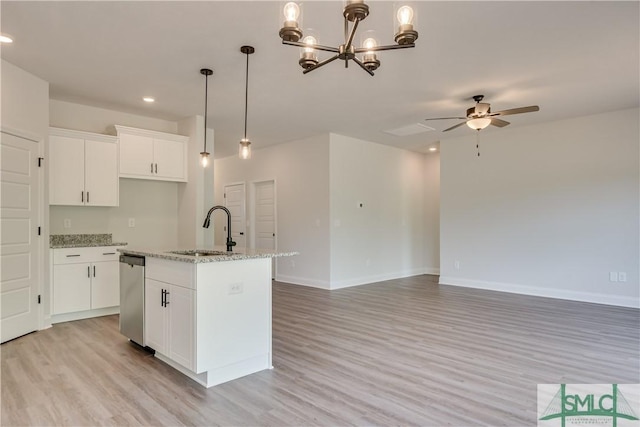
left=538, top=384, right=640, bottom=427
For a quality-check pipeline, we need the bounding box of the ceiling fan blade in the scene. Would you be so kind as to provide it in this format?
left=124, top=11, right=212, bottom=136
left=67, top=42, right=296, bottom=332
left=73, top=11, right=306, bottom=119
left=442, top=122, right=467, bottom=132
left=491, top=105, right=540, bottom=116
left=490, top=118, right=510, bottom=127
left=425, top=116, right=466, bottom=121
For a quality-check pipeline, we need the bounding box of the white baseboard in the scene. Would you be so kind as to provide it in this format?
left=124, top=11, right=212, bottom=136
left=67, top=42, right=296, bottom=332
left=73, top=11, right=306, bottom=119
left=277, top=268, right=440, bottom=291
left=51, top=306, right=120, bottom=324
left=439, top=276, right=640, bottom=308
left=275, top=274, right=330, bottom=289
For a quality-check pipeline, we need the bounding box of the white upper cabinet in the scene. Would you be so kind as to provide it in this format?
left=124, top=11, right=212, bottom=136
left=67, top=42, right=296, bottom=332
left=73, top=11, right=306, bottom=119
left=49, top=127, right=119, bottom=206
left=115, top=125, right=188, bottom=182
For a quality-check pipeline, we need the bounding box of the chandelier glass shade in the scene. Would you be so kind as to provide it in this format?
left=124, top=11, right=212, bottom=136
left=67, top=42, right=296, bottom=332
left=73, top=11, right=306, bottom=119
left=279, top=1, right=418, bottom=76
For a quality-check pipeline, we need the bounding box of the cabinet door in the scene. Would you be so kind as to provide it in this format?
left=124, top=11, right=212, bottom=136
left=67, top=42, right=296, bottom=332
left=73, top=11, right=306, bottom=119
left=153, top=138, right=185, bottom=181
left=85, top=139, right=118, bottom=207
left=119, top=133, right=154, bottom=178
left=144, top=278, right=168, bottom=354
left=53, top=263, right=91, bottom=314
left=168, top=285, right=195, bottom=370
left=49, top=135, right=85, bottom=205
left=91, top=260, right=119, bottom=309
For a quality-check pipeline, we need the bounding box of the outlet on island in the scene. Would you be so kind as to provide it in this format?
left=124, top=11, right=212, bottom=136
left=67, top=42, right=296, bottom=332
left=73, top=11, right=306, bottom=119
left=228, top=282, right=243, bottom=295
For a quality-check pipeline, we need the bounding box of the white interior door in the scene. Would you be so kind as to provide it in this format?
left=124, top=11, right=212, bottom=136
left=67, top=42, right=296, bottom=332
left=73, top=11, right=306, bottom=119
left=1, top=131, right=40, bottom=343
left=224, top=183, right=246, bottom=248
left=253, top=180, right=276, bottom=277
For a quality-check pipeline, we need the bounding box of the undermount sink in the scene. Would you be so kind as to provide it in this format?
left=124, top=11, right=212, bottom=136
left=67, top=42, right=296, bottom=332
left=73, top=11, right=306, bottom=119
left=167, top=250, right=231, bottom=257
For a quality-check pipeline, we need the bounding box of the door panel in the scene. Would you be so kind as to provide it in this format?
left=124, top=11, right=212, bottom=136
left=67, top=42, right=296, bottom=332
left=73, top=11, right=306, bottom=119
left=144, top=278, right=167, bottom=354
left=49, top=135, right=84, bottom=205
left=1, top=132, right=40, bottom=343
left=91, top=261, right=119, bottom=309
left=84, top=139, right=118, bottom=206
left=224, top=183, right=246, bottom=248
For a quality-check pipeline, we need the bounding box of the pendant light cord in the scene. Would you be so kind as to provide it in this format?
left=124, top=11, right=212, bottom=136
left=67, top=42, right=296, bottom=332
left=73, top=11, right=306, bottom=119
left=203, top=73, right=209, bottom=152
left=244, top=52, right=249, bottom=140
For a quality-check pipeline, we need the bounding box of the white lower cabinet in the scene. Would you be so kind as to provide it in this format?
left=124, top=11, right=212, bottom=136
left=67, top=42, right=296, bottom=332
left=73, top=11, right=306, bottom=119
left=144, top=278, right=195, bottom=371
left=51, top=247, right=123, bottom=318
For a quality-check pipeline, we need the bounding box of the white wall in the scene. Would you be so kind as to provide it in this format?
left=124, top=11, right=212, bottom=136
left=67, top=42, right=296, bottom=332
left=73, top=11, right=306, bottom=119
left=49, top=179, right=178, bottom=249
left=48, top=100, right=182, bottom=249
left=50, top=99, right=177, bottom=135
left=214, top=134, right=331, bottom=287
left=329, top=134, right=438, bottom=288
left=424, top=151, right=440, bottom=273
left=177, top=116, right=213, bottom=248
left=440, top=108, right=639, bottom=308
left=214, top=133, right=441, bottom=290
left=1, top=60, right=51, bottom=324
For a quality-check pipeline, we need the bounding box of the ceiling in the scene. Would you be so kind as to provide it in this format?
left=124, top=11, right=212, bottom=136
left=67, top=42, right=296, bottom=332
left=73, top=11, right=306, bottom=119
left=2, top=1, right=638, bottom=159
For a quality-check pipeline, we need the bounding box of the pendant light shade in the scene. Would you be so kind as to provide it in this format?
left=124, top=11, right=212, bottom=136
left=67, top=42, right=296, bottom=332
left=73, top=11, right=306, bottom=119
left=239, top=45, right=254, bottom=160
left=200, top=68, right=213, bottom=167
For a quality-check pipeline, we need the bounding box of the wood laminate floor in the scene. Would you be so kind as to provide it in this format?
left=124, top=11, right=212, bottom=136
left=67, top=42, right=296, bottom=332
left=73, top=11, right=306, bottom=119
left=2, top=275, right=638, bottom=426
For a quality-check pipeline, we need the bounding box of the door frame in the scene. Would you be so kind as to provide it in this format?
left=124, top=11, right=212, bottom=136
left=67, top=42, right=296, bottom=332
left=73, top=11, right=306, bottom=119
left=222, top=181, right=246, bottom=248
left=1, top=125, right=47, bottom=336
left=249, top=179, right=277, bottom=277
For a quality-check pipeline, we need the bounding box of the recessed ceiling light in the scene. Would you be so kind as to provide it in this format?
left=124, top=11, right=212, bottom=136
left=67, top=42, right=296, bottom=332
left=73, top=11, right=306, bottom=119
left=143, top=97, right=155, bottom=103
left=429, top=147, right=437, bottom=152
left=0, top=34, right=14, bottom=43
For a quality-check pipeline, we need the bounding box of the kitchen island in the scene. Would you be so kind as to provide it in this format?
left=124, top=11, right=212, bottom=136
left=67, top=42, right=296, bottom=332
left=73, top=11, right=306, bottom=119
left=119, top=247, right=297, bottom=387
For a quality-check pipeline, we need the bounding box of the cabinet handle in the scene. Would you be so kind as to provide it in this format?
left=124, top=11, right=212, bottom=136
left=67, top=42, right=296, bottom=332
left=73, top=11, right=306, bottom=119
left=66, top=254, right=81, bottom=257
left=151, top=163, right=154, bottom=173
left=81, top=191, right=84, bottom=203
left=102, top=252, right=116, bottom=255
left=87, top=266, right=90, bottom=278
left=164, top=290, right=170, bottom=305
left=93, top=265, right=96, bottom=277
left=155, top=163, right=158, bottom=174
left=87, top=192, right=90, bottom=203
left=161, top=289, right=166, bottom=307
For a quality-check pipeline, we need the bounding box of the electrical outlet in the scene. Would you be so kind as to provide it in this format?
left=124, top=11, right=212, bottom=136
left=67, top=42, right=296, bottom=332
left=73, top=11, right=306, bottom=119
left=228, top=282, right=243, bottom=295
left=128, top=218, right=135, bottom=228
left=63, top=219, right=71, bottom=228
left=618, top=272, right=627, bottom=282
left=454, top=260, right=460, bottom=270
left=609, top=272, right=618, bottom=282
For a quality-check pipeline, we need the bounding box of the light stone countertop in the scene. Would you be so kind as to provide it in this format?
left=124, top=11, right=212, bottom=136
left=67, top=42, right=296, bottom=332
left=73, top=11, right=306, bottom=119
left=118, top=246, right=298, bottom=264
left=50, top=233, right=127, bottom=249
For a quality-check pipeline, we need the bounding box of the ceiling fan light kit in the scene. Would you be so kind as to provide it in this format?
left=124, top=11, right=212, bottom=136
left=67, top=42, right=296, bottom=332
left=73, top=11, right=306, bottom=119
left=279, top=1, right=418, bottom=76
left=425, top=94, right=540, bottom=133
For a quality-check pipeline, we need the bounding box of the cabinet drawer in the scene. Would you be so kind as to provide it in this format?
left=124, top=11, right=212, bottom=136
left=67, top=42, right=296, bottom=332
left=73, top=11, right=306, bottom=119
left=146, top=258, right=195, bottom=289
left=53, top=246, right=123, bottom=265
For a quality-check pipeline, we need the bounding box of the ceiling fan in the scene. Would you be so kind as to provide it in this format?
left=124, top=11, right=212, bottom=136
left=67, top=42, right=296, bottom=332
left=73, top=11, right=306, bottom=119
left=425, top=95, right=540, bottom=132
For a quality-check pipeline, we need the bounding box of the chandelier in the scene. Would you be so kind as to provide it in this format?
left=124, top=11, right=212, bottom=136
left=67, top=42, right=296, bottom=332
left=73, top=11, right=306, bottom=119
left=278, top=1, right=418, bottom=76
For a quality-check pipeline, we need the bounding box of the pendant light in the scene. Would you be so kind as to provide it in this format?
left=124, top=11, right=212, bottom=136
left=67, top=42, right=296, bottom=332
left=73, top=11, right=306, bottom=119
left=239, top=45, right=254, bottom=160
left=200, top=68, right=213, bottom=167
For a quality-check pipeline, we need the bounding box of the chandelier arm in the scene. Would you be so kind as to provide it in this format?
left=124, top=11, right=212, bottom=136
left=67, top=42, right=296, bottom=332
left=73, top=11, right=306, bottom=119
left=352, top=57, right=375, bottom=76
left=354, top=43, right=415, bottom=53
left=345, top=17, right=361, bottom=50
left=282, top=40, right=340, bottom=53
left=302, top=54, right=340, bottom=74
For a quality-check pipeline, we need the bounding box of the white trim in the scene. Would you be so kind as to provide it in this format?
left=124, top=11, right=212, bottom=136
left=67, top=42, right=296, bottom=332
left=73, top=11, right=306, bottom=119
left=275, top=274, right=330, bottom=290
left=438, top=276, right=640, bottom=309
left=50, top=306, right=120, bottom=324
left=1, top=126, right=41, bottom=143
left=276, top=268, right=440, bottom=291
left=329, top=267, right=435, bottom=290
left=113, top=124, right=188, bottom=142
left=49, top=126, right=117, bottom=143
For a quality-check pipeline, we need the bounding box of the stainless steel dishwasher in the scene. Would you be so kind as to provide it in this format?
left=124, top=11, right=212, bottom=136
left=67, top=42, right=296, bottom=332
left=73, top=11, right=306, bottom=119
left=119, top=254, right=145, bottom=346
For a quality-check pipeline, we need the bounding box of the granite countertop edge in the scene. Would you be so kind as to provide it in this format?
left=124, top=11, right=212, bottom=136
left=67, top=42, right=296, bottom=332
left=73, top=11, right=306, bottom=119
left=50, top=242, right=128, bottom=249
left=118, top=247, right=299, bottom=264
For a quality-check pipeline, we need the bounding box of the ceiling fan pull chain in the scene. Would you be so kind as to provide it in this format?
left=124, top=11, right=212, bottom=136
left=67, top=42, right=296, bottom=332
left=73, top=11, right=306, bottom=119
left=476, top=130, right=481, bottom=157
